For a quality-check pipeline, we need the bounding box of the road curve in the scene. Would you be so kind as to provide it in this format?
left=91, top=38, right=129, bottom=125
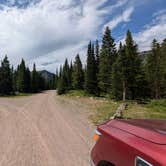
left=0, top=91, right=94, bottom=166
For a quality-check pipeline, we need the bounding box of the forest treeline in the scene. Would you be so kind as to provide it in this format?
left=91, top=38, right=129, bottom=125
left=57, top=27, right=166, bottom=100
left=0, top=57, right=55, bottom=95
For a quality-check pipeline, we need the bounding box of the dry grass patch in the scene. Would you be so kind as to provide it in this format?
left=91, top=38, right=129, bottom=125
left=62, top=91, right=166, bottom=125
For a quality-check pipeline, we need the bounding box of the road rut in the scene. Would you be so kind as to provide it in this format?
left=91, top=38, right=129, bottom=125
left=0, top=91, right=94, bottom=166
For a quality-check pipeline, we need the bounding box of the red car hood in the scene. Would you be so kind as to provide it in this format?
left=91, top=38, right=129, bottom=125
left=106, top=119, right=166, bottom=145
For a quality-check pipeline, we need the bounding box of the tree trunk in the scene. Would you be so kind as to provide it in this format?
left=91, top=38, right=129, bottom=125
left=123, top=81, right=126, bottom=101
left=155, top=80, right=160, bottom=99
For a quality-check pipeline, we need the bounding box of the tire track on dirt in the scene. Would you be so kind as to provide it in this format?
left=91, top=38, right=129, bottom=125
left=0, top=91, right=94, bottom=166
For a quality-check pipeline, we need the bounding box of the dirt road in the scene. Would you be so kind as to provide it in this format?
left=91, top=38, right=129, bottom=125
left=0, top=91, right=94, bottom=166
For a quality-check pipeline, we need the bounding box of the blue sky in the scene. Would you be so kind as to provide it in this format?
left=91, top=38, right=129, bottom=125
left=0, top=0, right=165, bottom=72
left=111, top=0, right=166, bottom=40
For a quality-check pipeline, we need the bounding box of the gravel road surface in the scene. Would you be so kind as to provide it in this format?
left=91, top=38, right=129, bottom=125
left=0, top=91, right=94, bottom=166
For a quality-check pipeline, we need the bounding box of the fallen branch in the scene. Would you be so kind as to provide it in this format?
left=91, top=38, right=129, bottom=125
left=110, top=103, right=128, bottom=119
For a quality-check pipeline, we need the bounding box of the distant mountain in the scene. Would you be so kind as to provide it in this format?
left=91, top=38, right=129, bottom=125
left=138, top=50, right=151, bottom=60
left=39, top=70, right=55, bottom=81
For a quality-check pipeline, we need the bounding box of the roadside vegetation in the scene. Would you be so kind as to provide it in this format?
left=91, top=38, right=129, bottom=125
left=92, top=99, right=166, bottom=125
left=56, top=27, right=166, bottom=101
left=0, top=26, right=165, bottom=122
left=0, top=57, right=55, bottom=96
left=62, top=90, right=166, bottom=125
left=55, top=26, right=166, bottom=122
left=65, top=90, right=86, bottom=97
left=3, top=93, right=33, bottom=98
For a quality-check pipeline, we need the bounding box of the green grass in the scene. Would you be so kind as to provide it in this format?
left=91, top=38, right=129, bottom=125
left=146, top=99, right=166, bottom=111
left=91, top=99, right=166, bottom=125
left=65, top=90, right=86, bottom=97
left=62, top=90, right=166, bottom=125
left=90, top=100, right=119, bottom=125
left=0, top=93, right=33, bottom=98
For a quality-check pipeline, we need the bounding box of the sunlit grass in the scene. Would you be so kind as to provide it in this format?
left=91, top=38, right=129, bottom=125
left=91, top=99, right=166, bottom=125
left=65, top=90, right=86, bottom=97
left=63, top=90, right=166, bottom=125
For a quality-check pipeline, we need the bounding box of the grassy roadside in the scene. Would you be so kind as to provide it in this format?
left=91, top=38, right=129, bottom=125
left=65, top=90, right=86, bottom=97
left=62, top=90, right=166, bottom=125
left=0, top=93, right=33, bottom=98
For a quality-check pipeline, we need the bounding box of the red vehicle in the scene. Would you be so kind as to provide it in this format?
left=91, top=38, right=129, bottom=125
left=91, top=119, right=166, bottom=166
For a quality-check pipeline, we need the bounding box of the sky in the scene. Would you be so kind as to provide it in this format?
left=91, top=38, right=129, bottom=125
left=0, top=0, right=165, bottom=72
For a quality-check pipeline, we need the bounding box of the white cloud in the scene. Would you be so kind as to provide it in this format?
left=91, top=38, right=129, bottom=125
left=0, top=0, right=142, bottom=72
left=0, top=0, right=105, bottom=70
left=134, top=12, right=166, bottom=51
left=1, top=0, right=162, bottom=71
left=104, top=7, right=134, bottom=30
left=116, top=9, right=166, bottom=51
left=1, top=0, right=130, bottom=72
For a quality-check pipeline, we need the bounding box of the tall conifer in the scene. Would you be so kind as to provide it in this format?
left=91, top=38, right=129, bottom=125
left=98, top=26, right=116, bottom=94
left=85, top=42, right=97, bottom=95
left=72, top=54, right=84, bottom=89
left=0, top=56, right=13, bottom=95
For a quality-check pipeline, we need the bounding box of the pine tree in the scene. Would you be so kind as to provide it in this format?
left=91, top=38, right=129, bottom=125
left=57, top=76, right=66, bottom=95
left=160, top=39, right=166, bottom=97
left=0, top=56, right=13, bottom=95
left=85, top=42, right=97, bottom=95
left=69, top=61, right=73, bottom=89
left=31, top=63, right=38, bottom=92
left=54, top=69, right=59, bottom=89
left=57, top=59, right=72, bottom=94
left=124, top=30, right=143, bottom=100
left=95, top=40, right=100, bottom=96
left=72, top=54, right=84, bottom=89
left=38, top=73, right=46, bottom=91
left=11, top=66, right=15, bottom=94
left=16, top=59, right=27, bottom=92
left=59, top=65, right=63, bottom=78
left=51, top=75, right=56, bottom=89
left=95, top=40, right=100, bottom=73
left=57, top=66, right=66, bottom=95
left=98, top=26, right=116, bottom=95
left=25, top=67, right=31, bottom=92
left=145, top=39, right=163, bottom=99
left=112, top=43, right=126, bottom=100
left=15, top=65, right=19, bottom=92
left=63, top=59, right=70, bottom=91
left=112, top=31, right=145, bottom=100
